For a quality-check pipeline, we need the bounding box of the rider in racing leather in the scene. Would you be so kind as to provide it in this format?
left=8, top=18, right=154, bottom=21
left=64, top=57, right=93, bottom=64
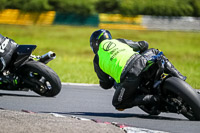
left=90, top=29, right=186, bottom=111
left=0, top=34, right=18, bottom=86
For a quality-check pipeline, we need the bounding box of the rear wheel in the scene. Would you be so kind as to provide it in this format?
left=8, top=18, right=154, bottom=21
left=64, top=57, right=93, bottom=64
left=162, top=77, right=200, bottom=120
left=19, top=61, right=61, bottom=97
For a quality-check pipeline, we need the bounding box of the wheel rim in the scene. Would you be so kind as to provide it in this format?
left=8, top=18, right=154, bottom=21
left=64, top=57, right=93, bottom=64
left=27, top=71, right=53, bottom=94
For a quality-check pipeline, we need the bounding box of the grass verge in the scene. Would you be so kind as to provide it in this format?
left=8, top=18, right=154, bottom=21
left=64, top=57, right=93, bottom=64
left=0, top=24, right=199, bottom=88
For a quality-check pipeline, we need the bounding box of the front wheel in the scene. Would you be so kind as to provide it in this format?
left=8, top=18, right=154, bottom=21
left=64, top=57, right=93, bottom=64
left=19, top=61, right=61, bottom=97
left=162, top=77, right=200, bottom=120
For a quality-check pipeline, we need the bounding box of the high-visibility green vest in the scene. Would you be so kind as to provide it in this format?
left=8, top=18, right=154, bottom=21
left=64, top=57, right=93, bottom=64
left=98, top=39, right=138, bottom=83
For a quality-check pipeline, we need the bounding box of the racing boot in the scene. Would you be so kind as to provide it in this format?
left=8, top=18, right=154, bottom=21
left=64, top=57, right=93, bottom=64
left=133, top=95, right=161, bottom=115
left=132, top=95, right=160, bottom=106
left=116, top=95, right=159, bottom=112
left=164, top=59, right=187, bottom=81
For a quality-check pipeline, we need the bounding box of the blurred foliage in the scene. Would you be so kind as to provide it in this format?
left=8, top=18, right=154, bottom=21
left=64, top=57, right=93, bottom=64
left=191, top=0, right=200, bottom=16
left=6, top=0, right=52, bottom=12
left=48, top=0, right=97, bottom=16
left=120, top=0, right=196, bottom=16
left=0, top=0, right=7, bottom=10
left=1, top=0, right=200, bottom=17
left=96, top=0, right=120, bottom=14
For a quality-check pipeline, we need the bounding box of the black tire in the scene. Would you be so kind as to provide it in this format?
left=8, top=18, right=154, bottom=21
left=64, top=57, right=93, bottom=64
left=19, top=60, right=61, bottom=97
left=162, top=77, right=200, bottom=120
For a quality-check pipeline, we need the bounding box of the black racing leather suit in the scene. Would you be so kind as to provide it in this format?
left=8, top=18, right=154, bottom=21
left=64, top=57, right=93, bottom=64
left=0, top=34, right=18, bottom=71
left=93, top=39, right=149, bottom=109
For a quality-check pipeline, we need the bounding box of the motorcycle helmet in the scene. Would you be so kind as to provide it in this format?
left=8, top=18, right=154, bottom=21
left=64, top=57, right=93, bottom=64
left=90, top=29, right=112, bottom=54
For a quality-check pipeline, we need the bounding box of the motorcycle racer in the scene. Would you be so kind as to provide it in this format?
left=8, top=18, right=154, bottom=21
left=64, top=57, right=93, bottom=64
left=90, top=29, right=186, bottom=111
left=0, top=34, right=18, bottom=86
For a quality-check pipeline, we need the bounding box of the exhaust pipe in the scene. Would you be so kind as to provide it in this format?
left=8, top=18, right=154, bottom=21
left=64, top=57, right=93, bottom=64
left=39, top=51, right=56, bottom=64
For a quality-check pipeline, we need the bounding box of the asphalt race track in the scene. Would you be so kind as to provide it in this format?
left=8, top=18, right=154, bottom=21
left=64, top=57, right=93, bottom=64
left=0, top=83, right=200, bottom=133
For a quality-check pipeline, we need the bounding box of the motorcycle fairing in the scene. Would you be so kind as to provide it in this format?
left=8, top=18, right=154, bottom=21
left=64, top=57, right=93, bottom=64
left=13, top=45, right=36, bottom=68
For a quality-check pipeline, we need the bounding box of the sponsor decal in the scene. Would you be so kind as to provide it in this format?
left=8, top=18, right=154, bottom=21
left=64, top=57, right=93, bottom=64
left=118, top=88, right=125, bottom=102
left=103, top=41, right=116, bottom=51
left=103, top=41, right=125, bottom=61
left=0, top=39, right=9, bottom=53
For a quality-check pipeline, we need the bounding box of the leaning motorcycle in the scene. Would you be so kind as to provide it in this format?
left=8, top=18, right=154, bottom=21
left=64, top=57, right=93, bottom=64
left=138, top=52, right=200, bottom=120
left=0, top=44, right=61, bottom=97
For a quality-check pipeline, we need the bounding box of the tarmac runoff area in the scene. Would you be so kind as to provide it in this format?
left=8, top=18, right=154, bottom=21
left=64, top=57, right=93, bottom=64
left=0, top=109, right=124, bottom=133
left=0, top=109, right=169, bottom=133
left=0, top=83, right=170, bottom=133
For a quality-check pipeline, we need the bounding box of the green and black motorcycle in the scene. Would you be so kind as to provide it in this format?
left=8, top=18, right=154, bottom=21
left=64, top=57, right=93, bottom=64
left=138, top=52, right=200, bottom=120
left=0, top=44, right=61, bottom=97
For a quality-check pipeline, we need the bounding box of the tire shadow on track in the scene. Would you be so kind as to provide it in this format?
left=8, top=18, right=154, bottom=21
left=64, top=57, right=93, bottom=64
left=41, top=111, right=187, bottom=121
left=0, top=92, right=40, bottom=97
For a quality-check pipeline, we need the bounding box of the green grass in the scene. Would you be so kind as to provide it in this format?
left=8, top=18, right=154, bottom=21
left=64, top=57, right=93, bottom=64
left=0, top=25, right=200, bottom=88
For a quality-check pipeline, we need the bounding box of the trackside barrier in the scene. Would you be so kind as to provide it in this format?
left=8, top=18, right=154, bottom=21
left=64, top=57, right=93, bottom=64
left=0, top=9, right=55, bottom=25
left=99, top=13, right=147, bottom=30
left=0, top=9, right=199, bottom=31
left=0, top=9, right=144, bottom=30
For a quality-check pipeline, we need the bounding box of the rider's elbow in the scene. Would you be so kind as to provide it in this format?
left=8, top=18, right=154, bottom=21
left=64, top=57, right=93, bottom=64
left=100, top=81, right=113, bottom=90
